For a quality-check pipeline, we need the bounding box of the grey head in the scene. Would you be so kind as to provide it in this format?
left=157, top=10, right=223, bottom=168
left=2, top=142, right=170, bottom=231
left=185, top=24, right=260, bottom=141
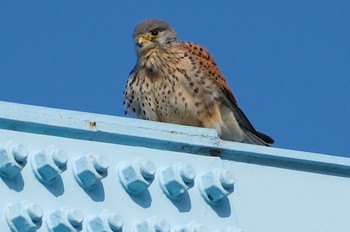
left=133, top=18, right=177, bottom=53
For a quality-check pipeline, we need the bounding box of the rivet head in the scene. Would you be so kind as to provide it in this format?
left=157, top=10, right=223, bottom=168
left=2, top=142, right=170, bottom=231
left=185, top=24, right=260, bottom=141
left=220, top=169, right=235, bottom=189
left=133, top=216, right=169, bottom=232
left=47, top=207, right=84, bottom=231
left=26, top=203, right=43, bottom=222
left=192, top=224, right=208, bottom=232
left=31, top=147, right=68, bottom=184
left=140, top=160, right=156, bottom=179
left=72, top=154, right=109, bottom=189
left=12, top=143, right=28, bottom=163
left=51, top=148, right=68, bottom=169
left=107, top=213, right=124, bottom=231
left=158, top=163, right=195, bottom=200
left=154, top=218, right=170, bottom=232
left=118, top=158, right=155, bottom=195
left=0, top=142, right=28, bottom=179
left=93, top=155, right=109, bottom=175
left=68, top=208, right=84, bottom=227
left=187, top=221, right=209, bottom=232
left=5, top=201, right=43, bottom=231
left=198, top=168, right=235, bottom=205
left=180, top=164, right=195, bottom=183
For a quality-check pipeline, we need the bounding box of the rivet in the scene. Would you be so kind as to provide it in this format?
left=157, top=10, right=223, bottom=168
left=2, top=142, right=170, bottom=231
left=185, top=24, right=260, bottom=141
left=93, top=154, right=109, bottom=175
left=154, top=218, right=170, bottom=232
left=107, top=212, right=124, bottom=231
left=30, top=146, right=68, bottom=184
left=117, top=157, right=155, bottom=195
left=51, top=148, right=68, bottom=169
left=11, top=143, right=28, bottom=163
left=140, top=160, right=156, bottom=179
left=46, top=206, right=84, bottom=231
left=86, top=210, right=124, bottom=232
left=133, top=216, right=170, bottom=232
left=219, top=169, right=235, bottom=189
left=5, top=201, right=43, bottom=232
left=26, top=203, right=43, bottom=222
left=198, top=168, right=235, bottom=205
left=180, top=164, right=195, bottom=184
left=68, top=208, right=84, bottom=227
left=0, top=141, right=28, bottom=179
left=72, top=153, right=109, bottom=189
left=159, top=163, right=196, bottom=200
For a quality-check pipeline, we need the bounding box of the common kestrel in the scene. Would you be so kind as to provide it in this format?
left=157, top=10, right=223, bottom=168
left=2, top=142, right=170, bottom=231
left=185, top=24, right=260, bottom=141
left=123, top=18, right=274, bottom=145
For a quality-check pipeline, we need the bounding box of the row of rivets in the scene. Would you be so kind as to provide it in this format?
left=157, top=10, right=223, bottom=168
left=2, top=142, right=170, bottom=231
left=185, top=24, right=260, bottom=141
left=5, top=201, right=123, bottom=232
left=0, top=142, right=235, bottom=205
left=4, top=202, right=241, bottom=232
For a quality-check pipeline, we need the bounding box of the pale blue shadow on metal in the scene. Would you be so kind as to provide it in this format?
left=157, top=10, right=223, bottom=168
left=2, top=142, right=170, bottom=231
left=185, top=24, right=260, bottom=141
left=0, top=101, right=349, bottom=232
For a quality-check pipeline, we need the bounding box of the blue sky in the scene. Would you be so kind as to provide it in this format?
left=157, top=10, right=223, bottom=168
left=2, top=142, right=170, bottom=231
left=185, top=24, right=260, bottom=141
left=0, top=1, right=349, bottom=157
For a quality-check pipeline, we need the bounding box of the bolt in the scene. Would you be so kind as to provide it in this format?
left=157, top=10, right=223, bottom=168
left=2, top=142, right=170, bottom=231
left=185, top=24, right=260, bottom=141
left=219, top=169, right=235, bottom=190
left=180, top=164, right=195, bottom=184
left=133, top=221, right=149, bottom=231
left=159, top=163, right=196, bottom=200
left=140, top=160, right=156, bottom=179
left=46, top=207, right=84, bottom=232
left=107, top=212, right=124, bottom=231
left=0, top=142, right=28, bottom=179
left=11, top=143, right=28, bottom=164
left=5, top=201, right=43, bottom=232
left=86, top=216, right=104, bottom=231
left=187, top=221, right=209, bottom=232
left=72, top=153, right=109, bottom=189
left=198, top=168, right=235, bottom=205
left=133, top=216, right=170, bottom=232
left=191, top=224, right=208, bottom=232
left=68, top=208, right=84, bottom=227
left=93, top=154, right=109, bottom=176
left=26, top=203, right=43, bottom=222
left=118, top=158, right=155, bottom=195
left=30, top=147, right=67, bottom=184
left=87, top=210, right=124, bottom=232
left=154, top=218, right=170, bottom=232
left=51, top=148, right=68, bottom=169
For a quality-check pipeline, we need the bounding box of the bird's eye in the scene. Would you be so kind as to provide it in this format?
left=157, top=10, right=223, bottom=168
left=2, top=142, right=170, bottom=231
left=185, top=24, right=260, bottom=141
left=149, top=29, right=160, bottom=37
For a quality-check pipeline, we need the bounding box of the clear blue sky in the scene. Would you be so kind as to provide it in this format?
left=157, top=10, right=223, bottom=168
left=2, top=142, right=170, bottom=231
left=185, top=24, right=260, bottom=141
left=0, top=1, right=349, bottom=157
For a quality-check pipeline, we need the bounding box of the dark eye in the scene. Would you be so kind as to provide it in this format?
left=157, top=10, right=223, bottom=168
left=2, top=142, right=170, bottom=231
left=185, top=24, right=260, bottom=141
left=150, top=29, right=159, bottom=37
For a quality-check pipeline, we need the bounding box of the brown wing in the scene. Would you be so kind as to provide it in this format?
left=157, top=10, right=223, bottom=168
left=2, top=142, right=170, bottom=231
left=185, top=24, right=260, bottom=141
left=177, top=42, right=274, bottom=144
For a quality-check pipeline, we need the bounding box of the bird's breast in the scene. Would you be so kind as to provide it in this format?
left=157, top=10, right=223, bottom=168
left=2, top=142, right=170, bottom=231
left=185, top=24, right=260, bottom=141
left=129, top=46, right=220, bottom=128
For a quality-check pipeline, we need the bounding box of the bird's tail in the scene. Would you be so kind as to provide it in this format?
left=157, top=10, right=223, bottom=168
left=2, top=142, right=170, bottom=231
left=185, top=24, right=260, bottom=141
left=242, top=130, right=274, bottom=146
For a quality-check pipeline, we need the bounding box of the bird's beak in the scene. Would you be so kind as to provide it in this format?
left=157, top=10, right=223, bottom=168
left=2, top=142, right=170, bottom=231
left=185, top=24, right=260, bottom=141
left=137, top=36, right=148, bottom=47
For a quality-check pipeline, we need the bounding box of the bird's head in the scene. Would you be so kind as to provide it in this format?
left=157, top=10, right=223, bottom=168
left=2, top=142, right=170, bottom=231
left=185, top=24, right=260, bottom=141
left=133, top=18, right=177, bottom=54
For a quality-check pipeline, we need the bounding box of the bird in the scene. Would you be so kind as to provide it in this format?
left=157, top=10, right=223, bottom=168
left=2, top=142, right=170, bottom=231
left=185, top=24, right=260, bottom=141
left=123, top=18, right=274, bottom=145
